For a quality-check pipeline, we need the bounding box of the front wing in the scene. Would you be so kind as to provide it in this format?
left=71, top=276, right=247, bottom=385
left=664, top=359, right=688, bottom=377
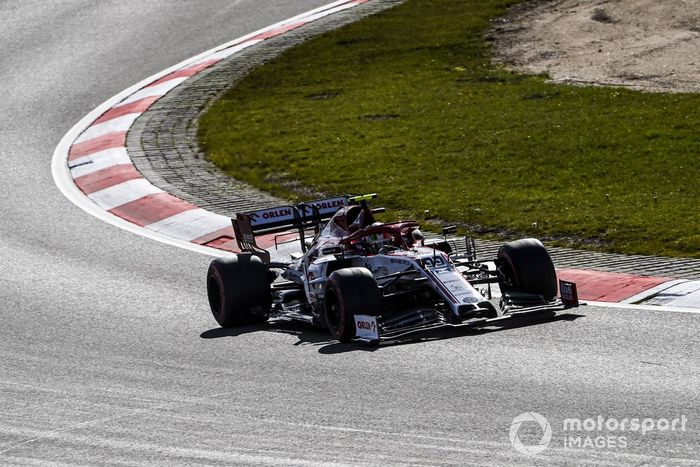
left=352, top=281, right=580, bottom=343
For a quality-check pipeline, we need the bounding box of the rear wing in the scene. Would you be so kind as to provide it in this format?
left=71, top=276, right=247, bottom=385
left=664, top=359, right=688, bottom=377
left=232, top=196, right=351, bottom=262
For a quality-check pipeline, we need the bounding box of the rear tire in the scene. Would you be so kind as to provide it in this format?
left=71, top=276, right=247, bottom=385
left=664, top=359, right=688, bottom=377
left=207, top=254, right=271, bottom=327
left=324, top=268, right=382, bottom=343
left=497, top=238, right=557, bottom=299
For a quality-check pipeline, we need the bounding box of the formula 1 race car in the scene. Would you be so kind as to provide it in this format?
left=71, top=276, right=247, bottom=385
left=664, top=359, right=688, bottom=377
left=206, top=194, right=579, bottom=344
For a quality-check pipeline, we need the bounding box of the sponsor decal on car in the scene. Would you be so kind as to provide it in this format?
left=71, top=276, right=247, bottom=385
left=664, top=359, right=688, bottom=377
left=354, top=314, right=379, bottom=340
left=559, top=280, right=579, bottom=307
left=426, top=267, right=482, bottom=306
left=247, top=206, right=297, bottom=226
left=300, top=196, right=348, bottom=218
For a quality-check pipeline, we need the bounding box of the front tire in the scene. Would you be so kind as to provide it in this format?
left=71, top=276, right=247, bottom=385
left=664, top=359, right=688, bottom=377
left=497, top=238, right=557, bottom=300
left=207, top=254, right=271, bottom=327
left=324, top=268, right=382, bottom=343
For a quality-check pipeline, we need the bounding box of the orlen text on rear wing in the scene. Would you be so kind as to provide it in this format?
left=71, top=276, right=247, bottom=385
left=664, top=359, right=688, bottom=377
left=232, top=196, right=350, bottom=263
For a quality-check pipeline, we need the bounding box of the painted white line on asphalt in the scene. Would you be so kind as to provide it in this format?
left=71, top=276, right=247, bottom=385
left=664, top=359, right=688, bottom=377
left=302, top=1, right=363, bottom=22
left=621, top=279, right=689, bottom=304
left=642, top=280, right=700, bottom=308
left=191, top=40, right=262, bottom=65
left=587, top=300, right=700, bottom=314
left=54, top=151, right=224, bottom=256
left=51, top=0, right=700, bottom=313
left=53, top=1, right=368, bottom=258
left=74, top=113, right=141, bottom=144
left=88, top=179, right=163, bottom=211
left=68, top=147, right=132, bottom=178
left=120, top=77, right=188, bottom=106
left=277, top=0, right=359, bottom=26
left=145, top=209, right=231, bottom=241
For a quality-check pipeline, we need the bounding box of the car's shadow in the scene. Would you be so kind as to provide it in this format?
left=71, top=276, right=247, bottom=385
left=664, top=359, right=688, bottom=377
left=200, top=312, right=585, bottom=354
left=200, top=321, right=335, bottom=346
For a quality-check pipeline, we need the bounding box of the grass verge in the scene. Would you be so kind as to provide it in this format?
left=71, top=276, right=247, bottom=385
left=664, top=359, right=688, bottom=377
left=199, top=0, right=700, bottom=258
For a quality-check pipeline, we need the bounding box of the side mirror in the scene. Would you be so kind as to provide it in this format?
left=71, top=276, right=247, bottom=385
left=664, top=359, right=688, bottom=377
left=412, top=229, right=425, bottom=247
left=442, top=225, right=457, bottom=236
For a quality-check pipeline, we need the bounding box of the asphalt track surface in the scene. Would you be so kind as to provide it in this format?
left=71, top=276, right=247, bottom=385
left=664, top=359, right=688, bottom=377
left=1, top=1, right=698, bottom=465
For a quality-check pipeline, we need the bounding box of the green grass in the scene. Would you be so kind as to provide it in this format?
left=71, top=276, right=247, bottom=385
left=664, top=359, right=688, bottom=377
left=199, top=0, right=700, bottom=258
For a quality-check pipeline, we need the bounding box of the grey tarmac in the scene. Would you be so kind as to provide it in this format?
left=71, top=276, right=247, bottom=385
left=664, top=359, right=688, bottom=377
left=0, top=1, right=698, bottom=465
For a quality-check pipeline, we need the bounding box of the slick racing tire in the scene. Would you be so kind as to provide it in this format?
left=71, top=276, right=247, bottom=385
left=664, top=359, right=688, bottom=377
left=324, top=268, right=382, bottom=343
left=207, top=254, right=271, bottom=327
left=497, top=238, right=557, bottom=300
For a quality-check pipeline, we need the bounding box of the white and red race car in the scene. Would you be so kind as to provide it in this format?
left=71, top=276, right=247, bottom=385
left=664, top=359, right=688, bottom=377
left=207, top=194, right=579, bottom=343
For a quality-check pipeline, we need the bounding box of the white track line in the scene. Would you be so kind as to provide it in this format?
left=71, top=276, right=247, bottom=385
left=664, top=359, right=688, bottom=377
left=302, top=1, right=363, bottom=21
left=621, top=279, right=689, bottom=304
left=51, top=1, right=700, bottom=313
left=587, top=300, right=700, bottom=314
left=52, top=0, right=365, bottom=257
left=191, top=40, right=262, bottom=65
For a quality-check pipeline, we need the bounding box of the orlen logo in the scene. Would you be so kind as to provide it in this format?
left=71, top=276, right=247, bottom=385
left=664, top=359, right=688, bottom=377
left=249, top=207, right=294, bottom=225
left=315, top=200, right=344, bottom=210
left=356, top=320, right=376, bottom=332
left=261, top=208, right=293, bottom=219
left=303, top=198, right=347, bottom=216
